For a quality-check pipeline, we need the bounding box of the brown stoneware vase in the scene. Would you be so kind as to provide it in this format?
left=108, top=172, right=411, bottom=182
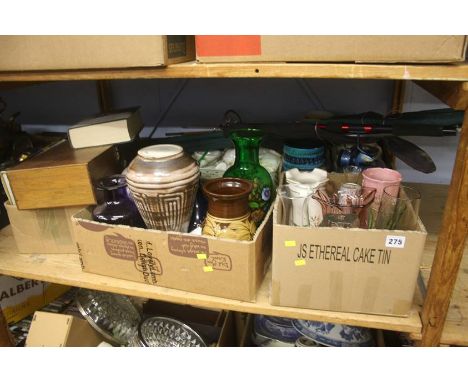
left=202, top=177, right=257, bottom=241
left=125, top=144, right=199, bottom=232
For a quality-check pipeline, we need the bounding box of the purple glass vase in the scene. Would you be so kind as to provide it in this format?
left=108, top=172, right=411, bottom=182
left=93, top=175, right=145, bottom=228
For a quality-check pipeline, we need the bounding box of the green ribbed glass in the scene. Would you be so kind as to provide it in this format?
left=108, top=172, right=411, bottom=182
left=223, top=129, right=273, bottom=225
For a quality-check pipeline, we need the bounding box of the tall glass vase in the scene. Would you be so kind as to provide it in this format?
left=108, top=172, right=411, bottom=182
left=223, top=129, right=273, bottom=225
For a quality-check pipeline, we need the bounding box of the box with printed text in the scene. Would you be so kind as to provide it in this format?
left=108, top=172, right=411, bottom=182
left=270, top=192, right=427, bottom=317
left=71, top=206, right=273, bottom=302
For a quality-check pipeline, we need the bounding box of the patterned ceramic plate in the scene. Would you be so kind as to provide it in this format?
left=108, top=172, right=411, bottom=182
left=254, top=315, right=302, bottom=344
left=292, top=319, right=375, bottom=347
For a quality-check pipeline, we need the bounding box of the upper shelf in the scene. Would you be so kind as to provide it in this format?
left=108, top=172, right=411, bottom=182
left=1, top=61, right=468, bottom=82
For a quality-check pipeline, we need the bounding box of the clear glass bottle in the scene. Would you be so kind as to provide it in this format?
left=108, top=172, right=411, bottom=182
left=223, top=129, right=273, bottom=225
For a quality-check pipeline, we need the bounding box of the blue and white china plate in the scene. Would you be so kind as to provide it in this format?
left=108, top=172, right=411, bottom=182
left=254, top=315, right=302, bottom=344
left=292, top=319, right=375, bottom=347
left=251, top=331, right=295, bottom=347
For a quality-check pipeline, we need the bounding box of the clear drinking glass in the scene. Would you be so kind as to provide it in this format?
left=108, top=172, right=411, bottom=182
left=277, top=184, right=312, bottom=227
left=342, top=165, right=362, bottom=184
left=375, top=185, right=421, bottom=231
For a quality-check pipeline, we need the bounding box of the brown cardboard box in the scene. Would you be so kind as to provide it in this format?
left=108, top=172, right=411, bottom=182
left=0, top=277, right=70, bottom=323
left=25, top=311, right=105, bottom=347
left=5, top=202, right=82, bottom=254
left=1, top=141, right=121, bottom=210
left=270, top=194, right=427, bottom=317
left=0, top=36, right=195, bottom=71
left=72, top=206, right=273, bottom=302
left=196, top=35, right=468, bottom=63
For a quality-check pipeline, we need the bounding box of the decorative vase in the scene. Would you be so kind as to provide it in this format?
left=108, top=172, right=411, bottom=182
left=125, top=144, right=199, bottom=232
left=188, top=181, right=208, bottom=233
left=202, top=178, right=256, bottom=241
left=92, top=174, right=145, bottom=227
left=223, top=129, right=273, bottom=225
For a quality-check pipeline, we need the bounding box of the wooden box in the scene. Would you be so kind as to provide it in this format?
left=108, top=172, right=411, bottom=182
left=1, top=141, right=121, bottom=210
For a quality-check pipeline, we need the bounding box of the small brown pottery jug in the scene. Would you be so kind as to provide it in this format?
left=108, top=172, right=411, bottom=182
left=202, top=177, right=257, bottom=241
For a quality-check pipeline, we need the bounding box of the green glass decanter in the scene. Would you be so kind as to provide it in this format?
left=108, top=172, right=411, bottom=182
left=223, top=129, right=273, bottom=225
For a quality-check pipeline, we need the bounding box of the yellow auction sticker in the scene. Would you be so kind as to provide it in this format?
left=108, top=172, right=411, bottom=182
left=294, top=259, right=306, bottom=266
left=284, top=240, right=296, bottom=247
left=196, top=253, right=207, bottom=260
left=203, top=266, right=213, bottom=272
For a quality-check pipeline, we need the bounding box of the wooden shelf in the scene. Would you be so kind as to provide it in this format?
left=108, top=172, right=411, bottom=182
left=0, top=62, right=468, bottom=82
left=0, top=225, right=421, bottom=334
left=1, top=182, right=464, bottom=340
left=404, top=183, right=468, bottom=346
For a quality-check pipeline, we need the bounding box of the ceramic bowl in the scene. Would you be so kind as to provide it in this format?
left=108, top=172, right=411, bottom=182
left=292, top=319, right=375, bottom=347
left=285, top=168, right=328, bottom=187
left=283, top=140, right=325, bottom=171
left=126, top=144, right=199, bottom=185
left=251, top=331, right=295, bottom=347
left=254, top=315, right=302, bottom=344
left=192, top=150, right=223, bottom=167
left=295, top=336, right=323, bottom=347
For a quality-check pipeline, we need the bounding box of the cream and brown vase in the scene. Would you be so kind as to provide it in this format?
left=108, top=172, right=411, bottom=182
left=125, top=144, right=199, bottom=232
left=202, top=178, right=256, bottom=241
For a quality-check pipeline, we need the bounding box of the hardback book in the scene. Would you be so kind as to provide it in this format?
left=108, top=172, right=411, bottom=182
left=1, top=141, right=121, bottom=210
left=68, top=107, right=143, bottom=149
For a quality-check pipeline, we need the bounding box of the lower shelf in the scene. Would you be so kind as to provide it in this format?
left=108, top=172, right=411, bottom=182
left=2, top=183, right=465, bottom=343
left=0, top=225, right=421, bottom=334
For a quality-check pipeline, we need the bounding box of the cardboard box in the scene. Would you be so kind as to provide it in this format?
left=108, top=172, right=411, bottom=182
left=0, top=277, right=70, bottom=323
left=26, top=311, right=105, bottom=347
left=0, top=36, right=195, bottom=71
left=1, top=141, right=121, bottom=210
left=196, top=35, right=468, bottom=63
left=270, top=193, right=427, bottom=316
left=72, top=206, right=273, bottom=302
left=5, top=202, right=82, bottom=254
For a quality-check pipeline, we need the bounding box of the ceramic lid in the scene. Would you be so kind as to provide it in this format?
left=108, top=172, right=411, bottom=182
left=138, top=144, right=183, bottom=160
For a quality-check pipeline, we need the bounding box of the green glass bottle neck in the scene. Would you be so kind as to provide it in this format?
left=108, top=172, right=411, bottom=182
left=233, top=139, right=260, bottom=166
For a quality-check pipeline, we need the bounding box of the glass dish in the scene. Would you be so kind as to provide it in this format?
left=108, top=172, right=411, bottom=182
left=130, top=316, right=206, bottom=347
left=76, top=289, right=141, bottom=346
left=311, top=181, right=376, bottom=228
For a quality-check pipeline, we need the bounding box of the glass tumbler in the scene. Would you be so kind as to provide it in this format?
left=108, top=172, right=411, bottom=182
left=277, top=184, right=313, bottom=227
left=375, top=185, right=421, bottom=231
left=342, top=165, right=362, bottom=184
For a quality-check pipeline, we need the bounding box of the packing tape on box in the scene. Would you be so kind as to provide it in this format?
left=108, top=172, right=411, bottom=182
left=36, top=208, right=73, bottom=246
left=297, top=284, right=313, bottom=307
left=392, top=300, right=413, bottom=316
left=271, top=280, right=281, bottom=305
left=328, top=271, right=343, bottom=312
left=360, top=276, right=380, bottom=312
